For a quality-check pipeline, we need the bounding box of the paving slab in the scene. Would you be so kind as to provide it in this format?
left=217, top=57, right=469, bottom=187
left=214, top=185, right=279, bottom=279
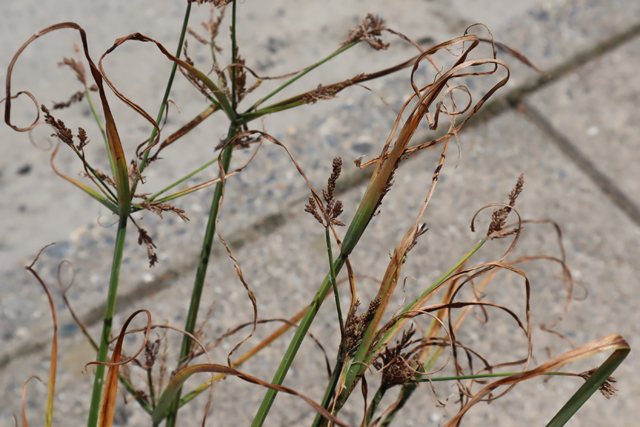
left=527, top=36, right=640, bottom=214
left=2, top=0, right=640, bottom=426
left=0, top=0, right=546, bottom=362
left=2, top=110, right=638, bottom=426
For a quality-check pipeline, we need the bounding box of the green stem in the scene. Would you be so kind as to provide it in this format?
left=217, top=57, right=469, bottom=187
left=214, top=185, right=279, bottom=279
left=326, top=227, right=346, bottom=354
left=163, top=125, right=237, bottom=427
left=76, top=152, right=118, bottom=202
left=231, top=0, right=238, bottom=109
left=310, top=357, right=345, bottom=427
left=147, top=368, right=156, bottom=409
left=252, top=155, right=384, bottom=426
left=237, top=101, right=307, bottom=125
left=86, top=214, right=128, bottom=427
left=143, top=154, right=220, bottom=203
left=245, top=41, right=358, bottom=113
left=251, top=255, right=347, bottom=427
left=137, top=3, right=192, bottom=178
left=366, top=386, right=387, bottom=426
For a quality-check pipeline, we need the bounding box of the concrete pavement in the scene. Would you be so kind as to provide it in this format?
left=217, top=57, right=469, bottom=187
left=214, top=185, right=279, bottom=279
left=1, top=0, right=639, bottom=426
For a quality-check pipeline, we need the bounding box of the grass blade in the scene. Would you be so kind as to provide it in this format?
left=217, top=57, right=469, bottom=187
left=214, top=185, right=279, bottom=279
left=546, top=348, right=630, bottom=427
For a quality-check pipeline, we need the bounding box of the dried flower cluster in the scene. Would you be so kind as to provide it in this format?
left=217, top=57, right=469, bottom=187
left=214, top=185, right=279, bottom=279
left=141, top=200, right=190, bottom=222
left=305, top=157, right=345, bottom=227
left=302, top=84, right=339, bottom=104
left=137, top=227, right=158, bottom=267
left=188, top=0, right=232, bottom=7
left=344, top=297, right=381, bottom=355
left=406, top=223, right=428, bottom=256
left=41, top=105, right=89, bottom=152
left=579, top=368, right=618, bottom=399
left=58, top=43, right=87, bottom=85
left=487, top=173, right=524, bottom=238
left=342, top=13, right=389, bottom=50
left=373, top=326, right=423, bottom=388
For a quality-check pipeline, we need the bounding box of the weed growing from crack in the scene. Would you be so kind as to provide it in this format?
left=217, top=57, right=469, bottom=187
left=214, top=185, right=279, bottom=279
left=1, top=2, right=630, bottom=427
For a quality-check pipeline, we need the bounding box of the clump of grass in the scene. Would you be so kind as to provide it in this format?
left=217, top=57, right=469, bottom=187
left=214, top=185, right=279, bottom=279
left=1, top=2, right=629, bottom=427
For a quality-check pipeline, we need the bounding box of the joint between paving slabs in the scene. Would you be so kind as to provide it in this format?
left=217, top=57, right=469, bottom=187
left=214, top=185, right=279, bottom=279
left=521, top=102, right=640, bottom=227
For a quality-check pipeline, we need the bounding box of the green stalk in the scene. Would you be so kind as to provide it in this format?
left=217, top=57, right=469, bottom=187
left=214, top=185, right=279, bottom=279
left=326, top=227, right=346, bottom=354
left=164, top=7, right=239, bottom=425
left=230, top=1, right=238, bottom=110
left=86, top=214, right=128, bottom=427
left=245, top=41, right=359, bottom=113
left=162, top=128, right=237, bottom=427
left=366, top=386, right=387, bottom=426
left=76, top=152, right=118, bottom=202
left=252, top=135, right=390, bottom=426
left=237, top=101, right=307, bottom=125
left=251, top=255, right=348, bottom=427
left=147, top=368, right=156, bottom=409
left=137, top=3, right=192, bottom=178
left=310, top=357, right=345, bottom=427
left=142, top=154, right=220, bottom=204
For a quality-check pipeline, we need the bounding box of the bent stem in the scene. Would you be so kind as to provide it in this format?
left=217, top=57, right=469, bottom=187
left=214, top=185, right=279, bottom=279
left=163, top=124, right=237, bottom=427
left=86, top=214, right=128, bottom=427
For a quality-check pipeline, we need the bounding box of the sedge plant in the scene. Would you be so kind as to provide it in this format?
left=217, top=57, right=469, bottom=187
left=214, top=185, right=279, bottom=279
left=1, top=1, right=630, bottom=427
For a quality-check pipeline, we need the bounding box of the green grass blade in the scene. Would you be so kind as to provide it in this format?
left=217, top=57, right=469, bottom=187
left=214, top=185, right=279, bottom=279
left=546, top=348, right=630, bottom=427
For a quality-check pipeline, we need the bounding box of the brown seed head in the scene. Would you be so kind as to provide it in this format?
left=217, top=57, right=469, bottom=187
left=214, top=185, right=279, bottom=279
left=487, top=174, right=524, bottom=238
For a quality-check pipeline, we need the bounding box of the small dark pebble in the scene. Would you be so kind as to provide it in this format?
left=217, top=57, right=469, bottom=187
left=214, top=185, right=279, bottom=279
left=17, top=164, right=31, bottom=175
left=352, top=142, right=372, bottom=154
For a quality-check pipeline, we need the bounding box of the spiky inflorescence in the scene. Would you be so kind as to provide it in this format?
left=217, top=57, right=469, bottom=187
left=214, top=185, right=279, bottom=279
left=41, top=105, right=89, bottom=152
left=406, top=223, right=428, bottom=255
left=53, top=91, right=85, bottom=110
left=344, top=297, right=381, bottom=355
left=373, top=325, right=423, bottom=388
left=302, top=84, right=339, bottom=104
left=304, top=157, right=345, bottom=227
left=141, top=201, right=190, bottom=222
left=58, top=43, right=87, bottom=86
left=137, top=227, right=158, bottom=267
left=188, top=0, right=232, bottom=6
left=487, top=173, right=524, bottom=238
left=342, top=13, right=389, bottom=50
left=304, top=197, right=324, bottom=226
left=579, top=369, right=618, bottom=399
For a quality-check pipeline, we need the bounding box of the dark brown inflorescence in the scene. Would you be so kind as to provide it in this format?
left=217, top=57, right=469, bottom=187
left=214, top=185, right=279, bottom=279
left=579, top=368, right=618, bottom=399
left=41, top=105, right=89, bottom=151
left=344, top=297, right=381, bottom=355
left=342, top=13, right=389, bottom=50
left=373, top=325, right=423, bottom=388
left=305, top=157, right=345, bottom=227
left=487, top=173, right=524, bottom=238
